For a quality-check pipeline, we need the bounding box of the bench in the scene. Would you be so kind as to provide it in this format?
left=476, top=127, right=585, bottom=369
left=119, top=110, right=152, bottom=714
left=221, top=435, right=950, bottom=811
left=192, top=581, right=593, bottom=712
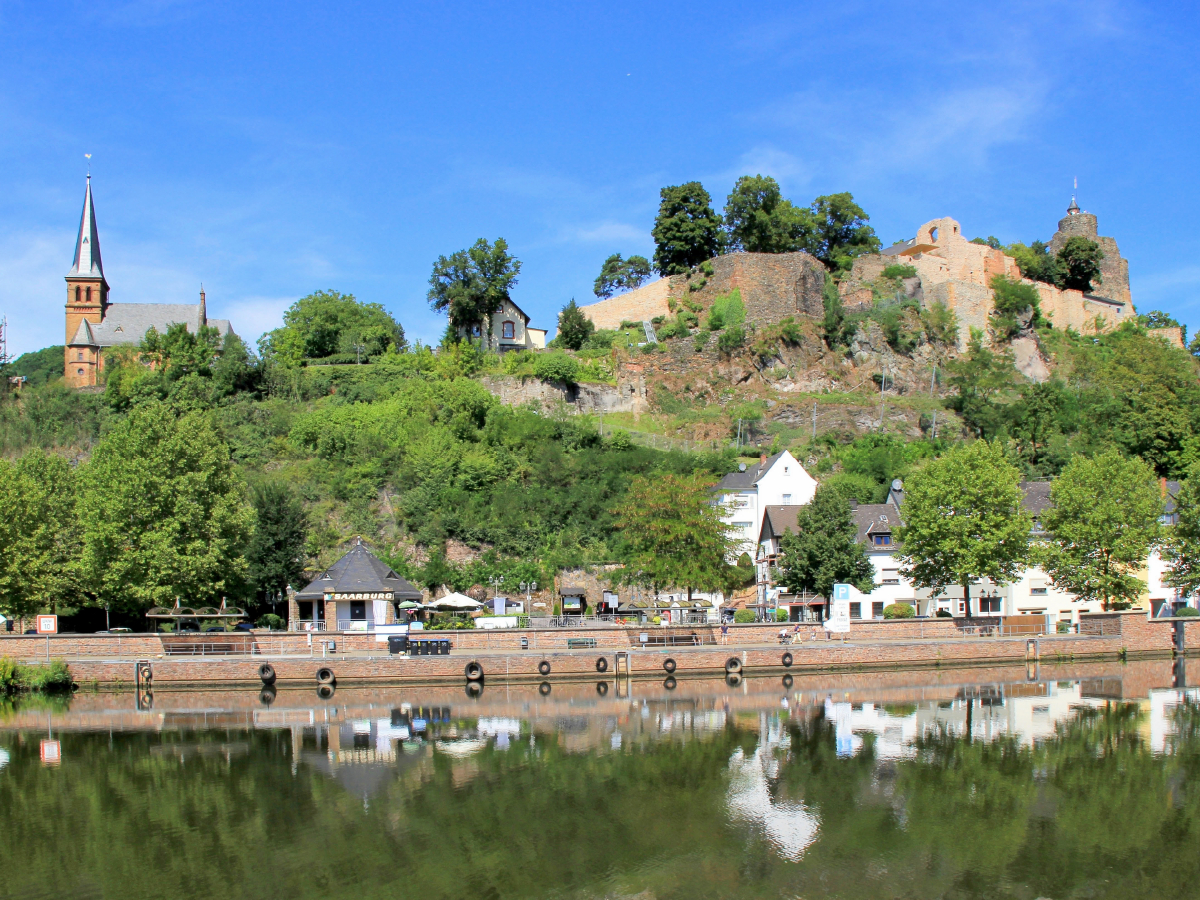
left=566, top=637, right=597, bottom=649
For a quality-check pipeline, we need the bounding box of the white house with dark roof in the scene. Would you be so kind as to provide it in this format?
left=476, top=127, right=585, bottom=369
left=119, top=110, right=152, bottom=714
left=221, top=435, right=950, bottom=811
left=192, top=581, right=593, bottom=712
left=714, top=451, right=818, bottom=558
left=62, top=175, right=235, bottom=388
left=456, top=297, right=546, bottom=352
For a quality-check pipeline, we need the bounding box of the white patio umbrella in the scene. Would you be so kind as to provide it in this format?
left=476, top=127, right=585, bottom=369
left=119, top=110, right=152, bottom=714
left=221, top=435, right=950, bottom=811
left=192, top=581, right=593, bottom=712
left=425, top=592, right=483, bottom=611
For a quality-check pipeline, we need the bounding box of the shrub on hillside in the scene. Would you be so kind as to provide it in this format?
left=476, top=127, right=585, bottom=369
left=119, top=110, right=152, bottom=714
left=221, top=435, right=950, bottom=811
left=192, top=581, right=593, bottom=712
left=733, top=609, right=756, bottom=624
left=883, top=602, right=915, bottom=619
left=533, top=352, right=579, bottom=384
left=717, top=326, right=746, bottom=355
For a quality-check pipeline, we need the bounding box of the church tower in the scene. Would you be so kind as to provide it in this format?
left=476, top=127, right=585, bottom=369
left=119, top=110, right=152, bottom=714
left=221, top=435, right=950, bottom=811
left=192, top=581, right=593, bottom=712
left=64, top=175, right=109, bottom=385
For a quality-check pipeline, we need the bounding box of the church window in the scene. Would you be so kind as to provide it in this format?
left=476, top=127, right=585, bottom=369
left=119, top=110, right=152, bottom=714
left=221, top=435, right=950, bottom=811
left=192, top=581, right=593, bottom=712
left=74, top=286, right=80, bottom=303
left=86, top=286, right=92, bottom=303
left=76, top=368, right=84, bottom=376
left=77, top=352, right=83, bottom=361
left=502, top=320, right=515, bottom=339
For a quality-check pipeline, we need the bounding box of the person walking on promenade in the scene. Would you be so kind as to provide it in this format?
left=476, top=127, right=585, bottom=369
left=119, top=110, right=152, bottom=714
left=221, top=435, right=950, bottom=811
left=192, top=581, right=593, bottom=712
left=720, top=622, right=730, bottom=645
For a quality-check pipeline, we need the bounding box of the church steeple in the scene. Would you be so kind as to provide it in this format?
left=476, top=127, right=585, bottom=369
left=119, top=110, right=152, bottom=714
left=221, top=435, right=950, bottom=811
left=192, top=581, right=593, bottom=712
left=64, top=174, right=109, bottom=379
left=68, top=174, right=106, bottom=282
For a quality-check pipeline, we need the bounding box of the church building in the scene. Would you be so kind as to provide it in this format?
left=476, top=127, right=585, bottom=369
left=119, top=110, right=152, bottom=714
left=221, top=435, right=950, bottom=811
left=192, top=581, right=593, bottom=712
left=63, top=176, right=236, bottom=388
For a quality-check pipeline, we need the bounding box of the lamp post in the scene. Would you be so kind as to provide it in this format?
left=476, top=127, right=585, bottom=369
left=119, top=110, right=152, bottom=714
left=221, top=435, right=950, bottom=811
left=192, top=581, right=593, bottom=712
left=519, top=582, right=537, bottom=614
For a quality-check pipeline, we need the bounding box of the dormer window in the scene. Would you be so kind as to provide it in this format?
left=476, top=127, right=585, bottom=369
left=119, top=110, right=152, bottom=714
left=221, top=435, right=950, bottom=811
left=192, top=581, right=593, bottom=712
left=873, top=534, right=892, bottom=546
left=502, top=320, right=515, bottom=339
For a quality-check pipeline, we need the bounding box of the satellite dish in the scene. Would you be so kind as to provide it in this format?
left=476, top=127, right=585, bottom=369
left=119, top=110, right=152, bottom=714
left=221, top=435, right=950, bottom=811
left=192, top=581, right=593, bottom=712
left=891, top=479, right=903, bottom=490
left=738, top=463, right=747, bottom=472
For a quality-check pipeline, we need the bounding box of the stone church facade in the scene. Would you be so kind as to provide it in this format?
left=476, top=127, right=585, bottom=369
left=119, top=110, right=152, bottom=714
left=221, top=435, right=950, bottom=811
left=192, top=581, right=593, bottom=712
left=63, top=176, right=235, bottom=388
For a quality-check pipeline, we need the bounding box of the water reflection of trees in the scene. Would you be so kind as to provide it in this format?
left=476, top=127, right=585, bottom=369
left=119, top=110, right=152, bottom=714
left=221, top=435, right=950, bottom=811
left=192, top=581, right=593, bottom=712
left=2, top=698, right=1200, bottom=900
left=766, top=699, right=1200, bottom=899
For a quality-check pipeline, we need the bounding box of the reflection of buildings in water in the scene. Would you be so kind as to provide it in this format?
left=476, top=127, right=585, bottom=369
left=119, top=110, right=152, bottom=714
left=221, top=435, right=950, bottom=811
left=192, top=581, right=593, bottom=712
left=725, top=730, right=820, bottom=861
left=1148, top=688, right=1200, bottom=754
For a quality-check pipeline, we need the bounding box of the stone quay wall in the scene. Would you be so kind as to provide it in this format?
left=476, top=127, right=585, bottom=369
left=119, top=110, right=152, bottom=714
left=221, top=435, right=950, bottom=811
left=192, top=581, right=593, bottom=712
left=3, top=613, right=1190, bottom=689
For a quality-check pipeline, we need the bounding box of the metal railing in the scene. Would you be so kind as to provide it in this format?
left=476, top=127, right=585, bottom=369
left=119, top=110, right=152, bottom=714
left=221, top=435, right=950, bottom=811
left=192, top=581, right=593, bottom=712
left=290, top=620, right=327, bottom=632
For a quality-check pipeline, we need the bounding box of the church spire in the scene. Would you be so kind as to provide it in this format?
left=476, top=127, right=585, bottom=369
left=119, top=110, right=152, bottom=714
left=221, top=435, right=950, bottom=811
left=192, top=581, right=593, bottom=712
left=68, top=174, right=105, bottom=281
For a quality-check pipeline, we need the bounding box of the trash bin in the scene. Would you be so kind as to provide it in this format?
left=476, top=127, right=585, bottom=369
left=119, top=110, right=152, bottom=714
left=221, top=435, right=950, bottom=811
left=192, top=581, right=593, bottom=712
left=438, top=639, right=451, bottom=655
left=388, top=635, right=408, bottom=655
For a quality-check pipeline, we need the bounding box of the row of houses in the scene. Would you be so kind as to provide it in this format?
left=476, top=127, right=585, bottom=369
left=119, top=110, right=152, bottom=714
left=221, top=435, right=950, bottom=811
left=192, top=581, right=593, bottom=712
left=715, top=450, right=1193, bottom=625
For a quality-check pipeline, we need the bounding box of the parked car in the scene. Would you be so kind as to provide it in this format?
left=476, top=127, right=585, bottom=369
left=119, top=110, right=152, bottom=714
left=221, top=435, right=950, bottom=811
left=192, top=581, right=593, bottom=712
left=233, top=621, right=254, bottom=632
left=204, top=626, right=225, bottom=633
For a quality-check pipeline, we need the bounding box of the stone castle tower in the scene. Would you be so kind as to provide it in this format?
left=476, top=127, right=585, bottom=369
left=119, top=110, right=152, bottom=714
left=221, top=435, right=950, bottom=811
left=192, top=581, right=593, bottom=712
left=64, top=175, right=109, bottom=386
left=1048, top=196, right=1131, bottom=308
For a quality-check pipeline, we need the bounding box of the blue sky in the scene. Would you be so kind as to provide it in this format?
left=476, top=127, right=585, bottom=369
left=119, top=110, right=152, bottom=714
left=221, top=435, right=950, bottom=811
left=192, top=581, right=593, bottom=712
left=1, top=0, right=1197, bottom=356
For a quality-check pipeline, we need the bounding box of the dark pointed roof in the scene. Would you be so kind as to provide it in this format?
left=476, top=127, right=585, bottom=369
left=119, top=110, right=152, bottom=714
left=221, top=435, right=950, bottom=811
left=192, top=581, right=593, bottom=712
left=294, top=538, right=422, bottom=600
left=68, top=175, right=106, bottom=282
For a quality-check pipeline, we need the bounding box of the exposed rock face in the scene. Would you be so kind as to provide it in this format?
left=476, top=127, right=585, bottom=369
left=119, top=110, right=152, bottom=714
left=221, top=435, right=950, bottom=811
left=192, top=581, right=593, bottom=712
left=580, top=252, right=827, bottom=330
left=480, top=375, right=649, bottom=414
left=1010, top=336, right=1050, bottom=383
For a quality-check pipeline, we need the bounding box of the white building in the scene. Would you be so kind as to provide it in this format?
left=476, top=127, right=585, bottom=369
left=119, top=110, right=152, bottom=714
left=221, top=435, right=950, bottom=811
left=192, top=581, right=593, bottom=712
left=714, top=451, right=818, bottom=558
left=456, top=297, right=547, bottom=351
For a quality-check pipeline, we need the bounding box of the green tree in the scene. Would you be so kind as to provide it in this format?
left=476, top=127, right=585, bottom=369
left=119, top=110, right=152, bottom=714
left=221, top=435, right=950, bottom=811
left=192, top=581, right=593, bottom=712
left=259, top=290, right=405, bottom=364
left=802, top=192, right=881, bottom=272
left=140, top=322, right=223, bottom=378
left=1163, top=471, right=1200, bottom=601
left=554, top=299, right=595, bottom=351
left=593, top=254, right=652, bottom=298
left=651, top=182, right=723, bottom=276
left=898, top=440, right=1031, bottom=616
left=1040, top=450, right=1161, bottom=610
left=0, top=451, right=80, bottom=620
left=78, top=404, right=255, bottom=613
left=722, top=175, right=809, bottom=253
left=1005, top=240, right=1060, bottom=285
left=776, top=486, right=874, bottom=599
left=427, top=239, right=521, bottom=345
left=1139, top=310, right=1182, bottom=331
left=989, top=274, right=1043, bottom=340
left=820, top=275, right=853, bottom=350
left=1056, top=236, right=1104, bottom=292
left=245, top=480, right=308, bottom=602
left=945, top=328, right=1017, bottom=439
left=611, top=472, right=736, bottom=600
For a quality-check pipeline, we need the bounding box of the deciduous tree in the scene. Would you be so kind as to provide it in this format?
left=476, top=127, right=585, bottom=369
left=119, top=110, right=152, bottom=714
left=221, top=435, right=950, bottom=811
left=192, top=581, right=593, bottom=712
left=1163, top=470, right=1200, bottom=602
left=802, top=192, right=881, bottom=272
left=1041, top=449, right=1161, bottom=610
left=259, top=290, right=405, bottom=364
left=78, top=403, right=255, bottom=613
left=651, top=183, right=723, bottom=276
left=1055, top=236, right=1104, bottom=293
left=246, top=480, right=308, bottom=602
left=611, top=472, right=736, bottom=600
left=593, top=254, right=652, bottom=299
left=427, top=239, right=521, bottom=344
left=898, top=440, right=1031, bottom=615
left=722, top=175, right=809, bottom=254
left=776, top=486, right=874, bottom=600
left=0, top=451, right=80, bottom=620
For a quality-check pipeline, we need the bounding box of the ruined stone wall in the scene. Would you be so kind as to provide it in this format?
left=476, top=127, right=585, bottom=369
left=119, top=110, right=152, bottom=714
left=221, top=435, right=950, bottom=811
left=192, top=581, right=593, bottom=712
left=578, top=278, right=673, bottom=330
left=1049, top=212, right=1131, bottom=308
left=580, top=252, right=827, bottom=331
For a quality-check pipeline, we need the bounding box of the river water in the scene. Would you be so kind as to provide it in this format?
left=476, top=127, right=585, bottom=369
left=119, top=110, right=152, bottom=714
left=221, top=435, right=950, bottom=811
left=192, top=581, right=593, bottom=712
left=1, top=662, right=1198, bottom=900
